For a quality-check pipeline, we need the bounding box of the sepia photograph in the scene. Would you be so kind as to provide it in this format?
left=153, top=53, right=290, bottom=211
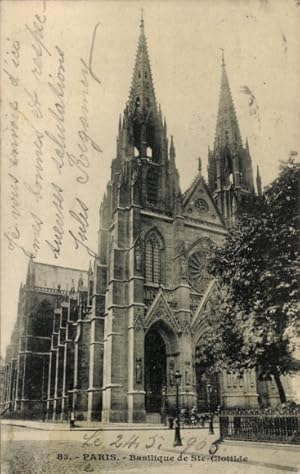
left=1, top=0, right=299, bottom=472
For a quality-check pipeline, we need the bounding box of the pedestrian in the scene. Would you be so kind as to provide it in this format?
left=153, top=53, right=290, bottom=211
left=70, top=411, right=75, bottom=429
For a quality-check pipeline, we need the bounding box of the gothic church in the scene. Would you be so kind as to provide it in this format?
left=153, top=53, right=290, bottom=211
left=1, top=17, right=293, bottom=423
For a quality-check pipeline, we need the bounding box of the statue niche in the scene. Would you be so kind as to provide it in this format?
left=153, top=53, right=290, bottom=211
left=135, top=240, right=143, bottom=274
left=136, top=356, right=143, bottom=384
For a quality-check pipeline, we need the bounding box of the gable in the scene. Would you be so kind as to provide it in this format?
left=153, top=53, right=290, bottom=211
left=144, top=290, right=181, bottom=334
left=182, top=175, right=224, bottom=226
left=191, top=279, right=224, bottom=343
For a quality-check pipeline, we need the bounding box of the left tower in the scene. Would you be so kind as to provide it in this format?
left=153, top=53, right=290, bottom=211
left=95, top=16, right=181, bottom=423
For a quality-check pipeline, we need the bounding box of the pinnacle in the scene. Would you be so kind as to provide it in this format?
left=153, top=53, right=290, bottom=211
left=198, top=156, right=202, bottom=174
left=170, top=135, right=175, bottom=156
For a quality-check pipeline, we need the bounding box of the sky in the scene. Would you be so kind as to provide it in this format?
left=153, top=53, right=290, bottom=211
left=1, top=0, right=300, bottom=357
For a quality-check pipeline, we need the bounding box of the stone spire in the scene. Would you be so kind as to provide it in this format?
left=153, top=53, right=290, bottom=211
left=214, top=51, right=242, bottom=152
left=208, top=51, right=255, bottom=227
left=128, top=12, right=157, bottom=117
left=108, top=13, right=180, bottom=216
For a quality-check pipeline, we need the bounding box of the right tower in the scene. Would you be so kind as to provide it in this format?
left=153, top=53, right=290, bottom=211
left=208, top=53, right=255, bottom=226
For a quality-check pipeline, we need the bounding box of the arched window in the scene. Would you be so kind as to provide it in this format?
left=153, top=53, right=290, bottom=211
left=145, top=229, right=164, bottom=284
left=146, top=146, right=152, bottom=158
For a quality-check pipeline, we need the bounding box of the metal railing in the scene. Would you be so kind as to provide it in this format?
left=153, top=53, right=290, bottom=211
left=219, top=412, right=300, bottom=444
left=33, top=286, right=69, bottom=296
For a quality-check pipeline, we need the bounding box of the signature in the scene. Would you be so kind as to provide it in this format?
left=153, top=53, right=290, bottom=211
left=25, top=1, right=50, bottom=81
left=3, top=38, right=20, bottom=87
left=3, top=3, right=48, bottom=259
left=88, top=23, right=101, bottom=85
left=45, top=182, right=64, bottom=258
left=4, top=17, right=102, bottom=260
left=25, top=5, right=51, bottom=61
left=67, top=48, right=102, bottom=185
left=24, top=129, right=44, bottom=202
left=45, top=46, right=66, bottom=173
left=4, top=225, right=31, bottom=258
left=8, top=172, right=21, bottom=221
left=69, top=198, right=98, bottom=258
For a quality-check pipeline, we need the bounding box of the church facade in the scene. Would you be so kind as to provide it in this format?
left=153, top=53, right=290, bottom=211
left=1, top=18, right=295, bottom=422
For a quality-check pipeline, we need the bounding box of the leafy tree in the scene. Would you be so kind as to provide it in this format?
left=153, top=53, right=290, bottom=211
left=197, top=159, right=299, bottom=403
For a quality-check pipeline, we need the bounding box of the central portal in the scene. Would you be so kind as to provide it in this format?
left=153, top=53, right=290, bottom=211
left=144, top=326, right=166, bottom=413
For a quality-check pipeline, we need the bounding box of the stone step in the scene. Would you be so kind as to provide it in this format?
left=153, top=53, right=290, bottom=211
left=145, top=412, right=162, bottom=424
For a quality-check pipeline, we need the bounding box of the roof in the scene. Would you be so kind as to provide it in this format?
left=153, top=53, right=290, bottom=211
left=30, top=261, right=88, bottom=291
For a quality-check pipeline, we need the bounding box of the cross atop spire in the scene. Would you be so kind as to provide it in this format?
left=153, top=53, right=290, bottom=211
left=220, top=48, right=225, bottom=67
left=140, top=8, right=144, bottom=29
left=214, top=53, right=242, bottom=151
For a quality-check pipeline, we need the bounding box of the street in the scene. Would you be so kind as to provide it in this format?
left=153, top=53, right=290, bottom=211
left=1, top=422, right=300, bottom=473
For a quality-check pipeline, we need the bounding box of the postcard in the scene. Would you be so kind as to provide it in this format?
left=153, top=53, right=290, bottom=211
left=1, top=1, right=299, bottom=473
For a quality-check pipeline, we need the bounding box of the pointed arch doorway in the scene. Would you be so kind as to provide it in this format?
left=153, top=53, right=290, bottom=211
left=144, top=326, right=167, bottom=413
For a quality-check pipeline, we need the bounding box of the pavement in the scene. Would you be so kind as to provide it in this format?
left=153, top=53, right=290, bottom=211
left=1, top=419, right=300, bottom=473
left=1, top=418, right=168, bottom=431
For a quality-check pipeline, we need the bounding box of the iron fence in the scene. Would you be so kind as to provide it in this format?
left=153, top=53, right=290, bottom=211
left=219, top=412, right=300, bottom=444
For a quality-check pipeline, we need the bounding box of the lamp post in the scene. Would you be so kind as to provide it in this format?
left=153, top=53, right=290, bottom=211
left=207, top=383, right=211, bottom=412
left=161, top=385, right=167, bottom=425
left=206, top=383, right=214, bottom=434
left=69, top=388, right=76, bottom=429
left=41, top=357, right=46, bottom=422
left=173, top=370, right=182, bottom=447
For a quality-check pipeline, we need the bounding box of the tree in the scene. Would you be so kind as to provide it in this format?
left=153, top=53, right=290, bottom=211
left=198, top=159, right=299, bottom=403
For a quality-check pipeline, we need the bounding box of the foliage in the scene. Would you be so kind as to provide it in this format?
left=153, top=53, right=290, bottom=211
left=196, top=159, right=299, bottom=402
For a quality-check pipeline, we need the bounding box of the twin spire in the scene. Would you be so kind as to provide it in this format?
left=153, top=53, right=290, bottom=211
left=128, top=11, right=157, bottom=116
left=128, top=13, right=244, bottom=157
left=126, top=15, right=261, bottom=195
left=214, top=51, right=242, bottom=151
